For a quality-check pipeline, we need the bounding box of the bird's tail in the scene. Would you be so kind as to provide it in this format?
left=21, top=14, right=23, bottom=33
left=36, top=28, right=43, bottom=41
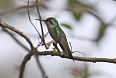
left=59, top=38, right=74, bottom=61
left=68, top=50, right=75, bottom=62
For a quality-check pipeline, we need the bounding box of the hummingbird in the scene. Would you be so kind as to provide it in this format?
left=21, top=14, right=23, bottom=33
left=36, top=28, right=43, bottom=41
left=36, top=17, right=74, bottom=61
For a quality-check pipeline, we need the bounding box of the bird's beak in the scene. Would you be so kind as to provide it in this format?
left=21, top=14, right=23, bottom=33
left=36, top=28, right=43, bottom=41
left=35, top=19, right=45, bottom=22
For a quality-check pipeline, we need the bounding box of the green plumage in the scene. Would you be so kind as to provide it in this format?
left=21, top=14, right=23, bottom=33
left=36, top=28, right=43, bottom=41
left=43, top=17, right=74, bottom=61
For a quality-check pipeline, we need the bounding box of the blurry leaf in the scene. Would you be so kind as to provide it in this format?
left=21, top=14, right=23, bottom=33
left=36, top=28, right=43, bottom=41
left=73, top=13, right=81, bottom=20
left=0, top=0, right=15, bottom=10
left=69, top=0, right=88, bottom=8
left=89, top=71, right=103, bottom=77
left=69, top=0, right=88, bottom=21
left=61, top=24, right=72, bottom=30
left=52, top=47, right=57, bottom=52
left=95, top=23, right=106, bottom=42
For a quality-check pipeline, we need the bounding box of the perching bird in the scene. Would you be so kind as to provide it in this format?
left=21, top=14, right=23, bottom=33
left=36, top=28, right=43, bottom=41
left=36, top=17, right=74, bottom=61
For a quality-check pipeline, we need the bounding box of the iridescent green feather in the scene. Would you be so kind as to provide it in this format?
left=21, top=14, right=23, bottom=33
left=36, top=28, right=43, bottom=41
left=50, top=18, right=69, bottom=47
left=55, top=26, right=69, bottom=47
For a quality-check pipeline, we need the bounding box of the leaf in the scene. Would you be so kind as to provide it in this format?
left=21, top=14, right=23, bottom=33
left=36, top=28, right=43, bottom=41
left=61, top=24, right=72, bottom=30
left=69, top=0, right=87, bottom=9
left=73, top=13, right=81, bottom=20
left=69, top=0, right=88, bottom=21
left=96, top=23, right=106, bottom=42
left=52, top=47, right=57, bottom=52
left=0, top=0, right=15, bottom=10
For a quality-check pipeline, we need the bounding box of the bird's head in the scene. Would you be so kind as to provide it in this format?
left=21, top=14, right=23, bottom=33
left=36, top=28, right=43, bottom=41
left=35, top=17, right=58, bottom=27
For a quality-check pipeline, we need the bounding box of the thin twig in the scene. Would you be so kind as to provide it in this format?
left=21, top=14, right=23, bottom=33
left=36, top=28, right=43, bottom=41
left=72, top=51, right=84, bottom=55
left=87, top=9, right=105, bottom=25
left=36, top=0, right=48, bottom=49
left=35, top=55, right=48, bottom=78
left=36, top=32, right=49, bottom=48
left=27, top=0, right=42, bottom=40
left=27, top=1, right=48, bottom=78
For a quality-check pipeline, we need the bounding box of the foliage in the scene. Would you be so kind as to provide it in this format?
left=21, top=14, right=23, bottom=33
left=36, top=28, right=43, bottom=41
left=61, top=24, right=72, bottom=30
left=0, top=0, right=15, bottom=10
left=69, top=0, right=88, bottom=20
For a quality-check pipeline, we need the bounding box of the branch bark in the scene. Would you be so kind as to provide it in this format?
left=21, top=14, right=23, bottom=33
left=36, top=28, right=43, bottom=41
left=33, top=51, right=116, bottom=64
left=0, top=21, right=47, bottom=78
left=0, top=20, right=34, bottom=49
left=1, top=17, right=116, bottom=78
left=36, top=0, right=48, bottom=49
left=1, top=4, right=116, bottom=78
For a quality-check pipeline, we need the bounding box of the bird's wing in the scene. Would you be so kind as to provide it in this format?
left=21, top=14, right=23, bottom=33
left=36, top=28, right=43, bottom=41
left=59, top=33, right=74, bottom=60
left=55, top=27, right=74, bottom=61
left=59, top=33, right=70, bottom=56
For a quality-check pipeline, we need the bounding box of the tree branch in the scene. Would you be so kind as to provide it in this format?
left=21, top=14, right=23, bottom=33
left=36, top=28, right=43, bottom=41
left=36, top=0, right=48, bottom=49
left=33, top=51, right=116, bottom=64
left=67, top=8, right=110, bottom=27
left=0, top=20, right=34, bottom=50
left=35, top=55, right=48, bottom=78
left=27, top=1, right=48, bottom=77
left=2, top=27, right=30, bottom=51
left=0, top=4, right=36, bottom=15
left=0, top=21, right=47, bottom=78
left=19, top=50, right=34, bottom=78
left=19, top=49, right=116, bottom=78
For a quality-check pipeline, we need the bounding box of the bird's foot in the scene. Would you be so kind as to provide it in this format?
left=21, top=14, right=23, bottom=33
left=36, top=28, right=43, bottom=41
left=45, top=40, right=56, bottom=49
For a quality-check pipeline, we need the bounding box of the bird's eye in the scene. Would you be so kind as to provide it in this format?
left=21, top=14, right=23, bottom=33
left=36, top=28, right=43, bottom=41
left=49, top=19, right=55, bottom=25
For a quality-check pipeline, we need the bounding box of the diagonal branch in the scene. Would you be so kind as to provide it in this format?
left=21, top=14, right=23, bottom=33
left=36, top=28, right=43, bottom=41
left=2, top=27, right=30, bottom=51
left=0, top=21, right=47, bottom=78
left=0, top=20, right=34, bottom=50
left=2, top=25, right=47, bottom=78
left=27, top=0, right=42, bottom=40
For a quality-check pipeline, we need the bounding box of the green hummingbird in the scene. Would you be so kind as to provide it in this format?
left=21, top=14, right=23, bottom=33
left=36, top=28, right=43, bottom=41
left=36, top=17, right=74, bottom=61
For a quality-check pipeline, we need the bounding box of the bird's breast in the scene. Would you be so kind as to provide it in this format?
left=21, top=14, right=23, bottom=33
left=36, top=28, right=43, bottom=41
left=47, top=26, right=59, bottom=43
